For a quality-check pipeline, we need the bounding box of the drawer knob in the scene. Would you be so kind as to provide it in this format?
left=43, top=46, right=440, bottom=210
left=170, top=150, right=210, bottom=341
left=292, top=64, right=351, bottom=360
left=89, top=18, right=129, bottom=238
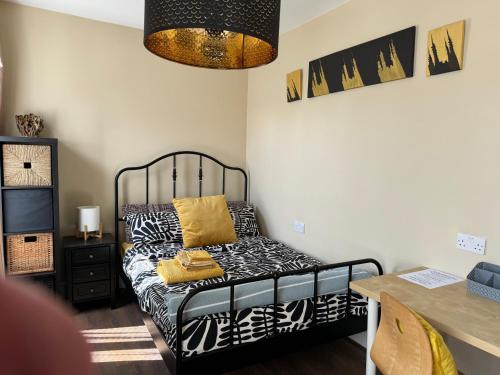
left=90, top=288, right=95, bottom=293
left=89, top=271, right=94, bottom=276
left=89, top=254, right=94, bottom=259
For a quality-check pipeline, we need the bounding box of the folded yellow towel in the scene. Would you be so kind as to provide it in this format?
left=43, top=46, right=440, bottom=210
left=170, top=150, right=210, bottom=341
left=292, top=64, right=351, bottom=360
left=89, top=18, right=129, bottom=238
left=175, top=254, right=215, bottom=271
left=185, top=250, right=212, bottom=262
left=157, top=259, right=224, bottom=284
left=177, top=251, right=214, bottom=267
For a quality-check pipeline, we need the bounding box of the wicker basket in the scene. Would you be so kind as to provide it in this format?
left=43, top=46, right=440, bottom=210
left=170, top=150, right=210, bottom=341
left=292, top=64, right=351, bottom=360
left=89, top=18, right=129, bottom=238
left=2, top=144, right=52, bottom=186
left=6, top=233, right=54, bottom=275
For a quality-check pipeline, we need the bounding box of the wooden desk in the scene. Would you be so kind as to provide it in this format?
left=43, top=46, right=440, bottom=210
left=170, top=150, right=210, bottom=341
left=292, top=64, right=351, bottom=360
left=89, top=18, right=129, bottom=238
left=350, top=267, right=500, bottom=375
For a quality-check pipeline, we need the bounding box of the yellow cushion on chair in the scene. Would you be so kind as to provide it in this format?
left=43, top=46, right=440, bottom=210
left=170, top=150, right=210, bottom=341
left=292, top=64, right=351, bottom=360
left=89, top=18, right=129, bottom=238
left=173, top=195, right=237, bottom=248
left=414, top=313, right=458, bottom=375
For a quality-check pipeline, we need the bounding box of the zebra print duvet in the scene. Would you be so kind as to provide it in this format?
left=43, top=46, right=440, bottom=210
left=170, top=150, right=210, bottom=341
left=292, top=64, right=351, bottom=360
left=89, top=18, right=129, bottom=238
left=123, top=235, right=368, bottom=358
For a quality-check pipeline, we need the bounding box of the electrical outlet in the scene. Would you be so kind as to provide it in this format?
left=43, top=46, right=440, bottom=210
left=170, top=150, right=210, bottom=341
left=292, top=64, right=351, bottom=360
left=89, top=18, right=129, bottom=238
left=456, top=233, right=486, bottom=255
left=293, top=220, right=305, bottom=234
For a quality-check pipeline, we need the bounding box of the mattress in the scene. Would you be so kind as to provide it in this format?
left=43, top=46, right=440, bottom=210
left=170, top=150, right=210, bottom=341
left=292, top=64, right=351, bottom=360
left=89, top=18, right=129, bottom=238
left=123, top=235, right=370, bottom=358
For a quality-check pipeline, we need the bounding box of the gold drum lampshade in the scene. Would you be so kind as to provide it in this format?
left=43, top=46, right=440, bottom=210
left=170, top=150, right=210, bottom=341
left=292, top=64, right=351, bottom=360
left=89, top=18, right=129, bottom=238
left=144, top=0, right=281, bottom=69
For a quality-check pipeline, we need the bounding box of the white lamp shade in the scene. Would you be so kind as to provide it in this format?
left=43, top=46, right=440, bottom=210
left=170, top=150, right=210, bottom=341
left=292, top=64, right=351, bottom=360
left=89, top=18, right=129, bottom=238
left=78, top=206, right=100, bottom=232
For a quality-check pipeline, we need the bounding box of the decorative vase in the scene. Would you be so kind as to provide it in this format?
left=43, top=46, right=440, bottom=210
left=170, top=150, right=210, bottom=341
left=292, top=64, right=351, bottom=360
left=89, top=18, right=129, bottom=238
left=16, top=113, right=44, bottom=137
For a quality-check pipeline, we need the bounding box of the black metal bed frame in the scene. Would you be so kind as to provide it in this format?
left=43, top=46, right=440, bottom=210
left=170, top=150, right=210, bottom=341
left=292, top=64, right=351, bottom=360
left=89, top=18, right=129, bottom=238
left=114, top=151, right=383, bottom=375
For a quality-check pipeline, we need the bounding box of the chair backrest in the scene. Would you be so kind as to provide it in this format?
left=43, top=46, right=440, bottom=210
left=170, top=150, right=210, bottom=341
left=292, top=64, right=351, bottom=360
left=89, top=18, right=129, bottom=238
left=371, top=292, right=433, bottom=375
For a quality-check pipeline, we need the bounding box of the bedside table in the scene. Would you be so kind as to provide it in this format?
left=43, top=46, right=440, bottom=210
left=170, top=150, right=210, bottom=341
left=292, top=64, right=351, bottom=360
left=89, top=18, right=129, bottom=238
left=64, top=234, right=117, bottom=306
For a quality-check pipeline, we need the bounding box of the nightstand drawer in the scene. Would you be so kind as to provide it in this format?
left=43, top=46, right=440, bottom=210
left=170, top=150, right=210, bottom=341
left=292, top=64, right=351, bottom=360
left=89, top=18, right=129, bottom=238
left=73, top=281, right=110, bottom=301
left=64, top=234, right=116, bottom=305
left=73, top=264, right=109, bottom=283
left=72, top=246, right=109, bottom=265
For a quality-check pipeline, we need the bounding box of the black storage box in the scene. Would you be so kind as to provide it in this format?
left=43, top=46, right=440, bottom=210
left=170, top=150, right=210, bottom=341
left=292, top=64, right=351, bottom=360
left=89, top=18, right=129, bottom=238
left=3, top=189, right=53, bottom=233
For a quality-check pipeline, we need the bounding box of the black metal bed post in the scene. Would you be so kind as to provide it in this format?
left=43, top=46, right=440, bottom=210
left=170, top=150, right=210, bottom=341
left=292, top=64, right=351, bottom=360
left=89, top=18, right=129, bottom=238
left=312, top=265, right=319, bottom=326
left=146, top=167, right=149, bottom=204
left=198, top=156, right=203, bottom=197
left=229, top=285, right=235, bottom=347
left=244, top=172, right=248, bottom=202
left=346, top=265, right=353, bottom=318
left=173, top=155, right=177, bottom=198
left=222, top=167, right=226, bottom=195
left=114, top=174, right=120, bottom=246
left=176, top=308, right=183, bottom=374
left=273, top=273, right=279, bottom=336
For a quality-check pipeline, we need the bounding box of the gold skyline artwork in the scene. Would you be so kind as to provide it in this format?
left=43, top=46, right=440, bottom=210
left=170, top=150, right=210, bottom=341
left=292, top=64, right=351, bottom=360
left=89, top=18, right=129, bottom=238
left=341, top=57, right=364, bottom=90
left=287, top=69, right=303, bottom=102
left=427, top=20, right=465, bottom=76
left=377, top=41, right=407, bottom=82
left=308, top=27, right=416, bottom=98
left=310, top=62, right=329, bottom=97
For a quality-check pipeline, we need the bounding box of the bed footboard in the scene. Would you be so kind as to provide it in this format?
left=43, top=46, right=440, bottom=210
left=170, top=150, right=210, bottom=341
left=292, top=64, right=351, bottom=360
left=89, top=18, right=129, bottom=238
left=174, top=258, right=383, bottom=374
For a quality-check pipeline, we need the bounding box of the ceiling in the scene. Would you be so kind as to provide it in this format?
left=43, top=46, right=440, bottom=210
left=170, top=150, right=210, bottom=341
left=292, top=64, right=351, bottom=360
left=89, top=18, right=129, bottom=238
left=4, top=0, right=348, bottom=34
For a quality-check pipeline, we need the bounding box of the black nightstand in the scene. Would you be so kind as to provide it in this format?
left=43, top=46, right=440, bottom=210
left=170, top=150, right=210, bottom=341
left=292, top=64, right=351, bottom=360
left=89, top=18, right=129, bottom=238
left=64, top=234, right=117, bottom=306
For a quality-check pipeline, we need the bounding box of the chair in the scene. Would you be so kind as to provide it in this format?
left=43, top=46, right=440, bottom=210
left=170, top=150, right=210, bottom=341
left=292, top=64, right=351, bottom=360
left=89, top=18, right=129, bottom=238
left=371, top=292, right=433, bottom=375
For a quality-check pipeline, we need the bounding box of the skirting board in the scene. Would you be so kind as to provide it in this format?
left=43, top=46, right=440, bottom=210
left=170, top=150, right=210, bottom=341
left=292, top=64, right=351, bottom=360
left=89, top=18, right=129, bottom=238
left=350, top=332, right=367, bottom=348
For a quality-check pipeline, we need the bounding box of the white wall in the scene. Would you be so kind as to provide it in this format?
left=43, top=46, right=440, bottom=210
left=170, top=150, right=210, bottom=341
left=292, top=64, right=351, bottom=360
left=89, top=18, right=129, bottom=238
left=247, top=0, right=500, bottom=373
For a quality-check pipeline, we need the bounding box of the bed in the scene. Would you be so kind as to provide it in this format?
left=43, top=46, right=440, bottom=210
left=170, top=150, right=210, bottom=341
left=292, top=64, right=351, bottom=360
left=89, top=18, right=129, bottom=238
left=115, top=151, right=383, bottom=375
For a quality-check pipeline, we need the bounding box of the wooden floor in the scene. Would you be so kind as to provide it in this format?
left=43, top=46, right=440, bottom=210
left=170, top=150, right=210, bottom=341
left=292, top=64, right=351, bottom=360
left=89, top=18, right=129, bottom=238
left=75, top=302, right=367, bottom=375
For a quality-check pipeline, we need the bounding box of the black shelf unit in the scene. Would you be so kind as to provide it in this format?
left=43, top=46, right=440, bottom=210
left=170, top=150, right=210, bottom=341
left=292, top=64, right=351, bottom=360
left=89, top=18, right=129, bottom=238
left=0, top=136, right=62, bottom=295
left=1, top=186, right=55, bottom=190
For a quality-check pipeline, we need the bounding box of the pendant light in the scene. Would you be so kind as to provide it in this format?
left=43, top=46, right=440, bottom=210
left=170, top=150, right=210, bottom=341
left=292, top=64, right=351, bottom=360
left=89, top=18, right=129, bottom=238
left=144, top=0, right=281, bottom=69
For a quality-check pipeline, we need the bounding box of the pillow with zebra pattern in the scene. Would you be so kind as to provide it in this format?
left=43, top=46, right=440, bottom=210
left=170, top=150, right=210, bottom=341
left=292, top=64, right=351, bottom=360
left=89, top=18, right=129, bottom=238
left=122, top=203, right=173, bottom=242
left=228, top=201, right=260, bottom=238
left=126, top=210, right=183, bottom=250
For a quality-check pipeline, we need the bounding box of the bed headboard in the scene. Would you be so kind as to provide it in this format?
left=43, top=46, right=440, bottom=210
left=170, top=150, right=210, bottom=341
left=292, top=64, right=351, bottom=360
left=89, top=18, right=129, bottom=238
left=114, top=151, right=248, bottom=244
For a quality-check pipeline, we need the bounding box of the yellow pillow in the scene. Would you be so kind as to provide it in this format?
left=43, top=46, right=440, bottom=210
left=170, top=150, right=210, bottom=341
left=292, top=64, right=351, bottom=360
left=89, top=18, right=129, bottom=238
left=414, top=313, right=458, bottom=375
left=173, top=195, right=237, bottom=248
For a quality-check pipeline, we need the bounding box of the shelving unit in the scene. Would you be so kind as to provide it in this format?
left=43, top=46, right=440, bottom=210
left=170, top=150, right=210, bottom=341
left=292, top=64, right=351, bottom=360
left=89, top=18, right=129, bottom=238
left=0, top=136, right=62, bottom=294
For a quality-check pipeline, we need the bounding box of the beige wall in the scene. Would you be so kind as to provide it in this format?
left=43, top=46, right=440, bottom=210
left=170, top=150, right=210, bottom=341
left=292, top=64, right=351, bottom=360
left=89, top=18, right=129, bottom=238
left=247, top=0, right=500, bottom=373
left=248, top=0, right=500, bottom=280
left=0, top=2, right=248, bottom=235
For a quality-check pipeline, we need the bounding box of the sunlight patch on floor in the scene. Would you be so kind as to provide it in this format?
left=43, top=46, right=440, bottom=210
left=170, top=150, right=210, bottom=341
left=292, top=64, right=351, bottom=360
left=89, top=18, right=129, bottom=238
left=82, top=325, right=154, bottom=344
left=91, top=348, right=163, bottom=363
left=82, top=325, right=162, bottom=362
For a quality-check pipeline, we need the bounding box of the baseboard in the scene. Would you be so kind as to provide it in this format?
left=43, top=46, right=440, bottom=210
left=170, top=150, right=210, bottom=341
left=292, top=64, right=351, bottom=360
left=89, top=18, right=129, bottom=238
left=349, top=331, right=367, bottom=348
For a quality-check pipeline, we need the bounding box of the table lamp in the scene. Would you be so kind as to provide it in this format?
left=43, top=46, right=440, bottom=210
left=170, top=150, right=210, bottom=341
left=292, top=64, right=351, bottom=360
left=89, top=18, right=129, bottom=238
left=77, top=206, right=103, bottom=241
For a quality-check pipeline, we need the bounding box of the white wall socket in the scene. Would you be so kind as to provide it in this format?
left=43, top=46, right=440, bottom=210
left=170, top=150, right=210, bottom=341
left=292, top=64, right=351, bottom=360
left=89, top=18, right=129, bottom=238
left=293, top=220, right=305, bottom=234
left=456, top=233, right=486, bottom=255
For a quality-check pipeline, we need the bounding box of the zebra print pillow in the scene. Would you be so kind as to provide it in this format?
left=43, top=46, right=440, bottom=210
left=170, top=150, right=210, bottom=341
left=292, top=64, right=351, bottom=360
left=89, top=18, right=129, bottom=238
left=123, top=201, right=259, bottom=243
left=126, top=210, right=183, bottom=250
left=228, top=202, right=260, bottom=238
left=123, top=203, right=173, bottom=242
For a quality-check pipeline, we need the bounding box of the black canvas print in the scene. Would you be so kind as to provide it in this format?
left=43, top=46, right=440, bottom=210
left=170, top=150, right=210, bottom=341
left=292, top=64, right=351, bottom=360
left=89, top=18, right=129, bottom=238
left=308, top=27, right=416, bottom=98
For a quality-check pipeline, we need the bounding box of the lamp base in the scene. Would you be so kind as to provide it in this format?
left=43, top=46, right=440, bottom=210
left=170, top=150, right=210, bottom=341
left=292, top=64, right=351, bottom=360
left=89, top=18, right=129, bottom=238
left=76, top=223, right=103, bottom=241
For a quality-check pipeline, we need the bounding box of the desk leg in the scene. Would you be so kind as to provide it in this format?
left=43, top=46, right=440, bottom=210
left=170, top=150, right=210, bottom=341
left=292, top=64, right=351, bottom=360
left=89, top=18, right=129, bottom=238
left=366, top=297, right=378, bottom=375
